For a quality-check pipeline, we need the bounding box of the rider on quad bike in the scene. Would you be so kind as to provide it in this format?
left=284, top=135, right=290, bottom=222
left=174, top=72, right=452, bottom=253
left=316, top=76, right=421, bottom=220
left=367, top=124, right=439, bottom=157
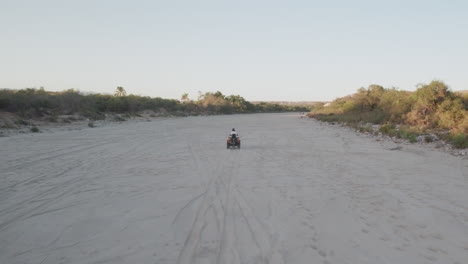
left=227, top=128, right=241, bottom=149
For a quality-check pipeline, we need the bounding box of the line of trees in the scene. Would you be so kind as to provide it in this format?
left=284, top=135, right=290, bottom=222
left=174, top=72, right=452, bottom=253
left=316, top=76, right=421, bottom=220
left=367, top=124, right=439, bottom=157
left=0, top=87, right=311, bottom=119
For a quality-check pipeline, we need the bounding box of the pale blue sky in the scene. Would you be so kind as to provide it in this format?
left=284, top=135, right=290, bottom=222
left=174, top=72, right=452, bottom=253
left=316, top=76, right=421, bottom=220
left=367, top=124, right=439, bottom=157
left=1, top=0, right=467, bottom=101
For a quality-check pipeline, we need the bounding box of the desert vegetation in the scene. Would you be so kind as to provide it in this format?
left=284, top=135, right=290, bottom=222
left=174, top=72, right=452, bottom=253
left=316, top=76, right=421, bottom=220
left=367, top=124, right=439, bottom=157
left=0, top=88, right=310, bottom=123
left=308, top=81, right=468, bottom=148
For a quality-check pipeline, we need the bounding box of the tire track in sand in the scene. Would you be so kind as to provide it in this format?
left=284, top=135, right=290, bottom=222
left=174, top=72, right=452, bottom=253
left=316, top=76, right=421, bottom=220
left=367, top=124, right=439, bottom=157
left=176, top=142, right=281, bottom=264
left=176, top=146, right=233, bottom=264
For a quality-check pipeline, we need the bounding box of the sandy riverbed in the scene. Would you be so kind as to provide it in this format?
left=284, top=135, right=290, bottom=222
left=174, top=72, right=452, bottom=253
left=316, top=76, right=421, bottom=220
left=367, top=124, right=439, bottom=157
left=1, top=113, right=467, bottom=264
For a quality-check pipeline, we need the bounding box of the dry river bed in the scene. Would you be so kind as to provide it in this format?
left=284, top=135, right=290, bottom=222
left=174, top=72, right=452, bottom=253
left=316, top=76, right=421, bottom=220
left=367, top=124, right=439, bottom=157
left=1, top=113, right=467, bottom=264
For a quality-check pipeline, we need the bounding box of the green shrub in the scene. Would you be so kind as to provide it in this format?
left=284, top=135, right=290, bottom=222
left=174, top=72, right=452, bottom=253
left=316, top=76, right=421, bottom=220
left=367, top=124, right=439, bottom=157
left=113, top=115, right=126, bottom=122
left=88, top=121, right=95, bottom=128
left=397, top=129, right=418, bottom=143
left=407, top=134, right=417, bottom=143
left=359, top=125, right=373, bottom=133
left=391, top=126, right=419, bottom=143
left=395, top=131, right=402, bottom=139
left=424, top=135, right=433, bottom=143
left=451, top=134, right=468, bottom=149
left=15, top=119, right=29, bottom=125
left=47, top=115, right=58, bottom=122
left=83, top=111, right=105, bottom=120
left=379, top=123, right=397, bottom=136
left=30, top=126, right=39, bottom=133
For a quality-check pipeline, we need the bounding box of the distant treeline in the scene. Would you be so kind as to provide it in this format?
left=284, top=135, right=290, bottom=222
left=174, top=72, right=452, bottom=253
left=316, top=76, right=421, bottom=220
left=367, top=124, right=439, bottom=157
left=0, top=88, right=311, bottom=119
left=250, top=101, right=323, bottom=106
left=307, top=81, right=468, bottom=148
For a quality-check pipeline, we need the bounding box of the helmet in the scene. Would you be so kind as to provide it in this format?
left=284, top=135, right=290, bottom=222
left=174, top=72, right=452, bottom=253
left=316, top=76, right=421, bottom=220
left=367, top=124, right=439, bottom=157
left=232, top=128, right=235, bottom=131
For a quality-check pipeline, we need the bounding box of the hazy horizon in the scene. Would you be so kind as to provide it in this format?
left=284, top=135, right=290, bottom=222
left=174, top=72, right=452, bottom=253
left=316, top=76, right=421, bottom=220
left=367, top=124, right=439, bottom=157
left=2, top=0, right=467, bottom=101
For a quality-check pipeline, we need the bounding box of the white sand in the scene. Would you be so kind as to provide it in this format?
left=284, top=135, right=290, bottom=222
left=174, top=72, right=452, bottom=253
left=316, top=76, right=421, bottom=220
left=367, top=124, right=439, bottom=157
left=1, top=113, right=467, bottom=264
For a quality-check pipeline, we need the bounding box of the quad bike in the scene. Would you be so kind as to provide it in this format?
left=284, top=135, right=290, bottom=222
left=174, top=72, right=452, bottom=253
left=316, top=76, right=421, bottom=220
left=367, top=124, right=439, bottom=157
left=227, top=134, right=241, bottom=149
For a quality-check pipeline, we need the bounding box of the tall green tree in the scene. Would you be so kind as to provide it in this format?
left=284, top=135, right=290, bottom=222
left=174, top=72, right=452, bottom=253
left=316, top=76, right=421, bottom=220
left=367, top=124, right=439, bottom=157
left=114, top=86, right=127, bottom=97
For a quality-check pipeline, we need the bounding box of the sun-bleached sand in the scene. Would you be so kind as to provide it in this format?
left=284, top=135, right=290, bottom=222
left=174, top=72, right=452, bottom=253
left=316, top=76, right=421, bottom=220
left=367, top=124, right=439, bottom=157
left=1, top=113, right=467, bottom=264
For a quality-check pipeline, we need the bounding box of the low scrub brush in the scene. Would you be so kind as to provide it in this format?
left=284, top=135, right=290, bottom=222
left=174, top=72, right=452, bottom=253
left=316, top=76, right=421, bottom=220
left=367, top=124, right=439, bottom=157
left=113, top=116, right=126, bottom=122
left=451, top=134, right=468, bottom=149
